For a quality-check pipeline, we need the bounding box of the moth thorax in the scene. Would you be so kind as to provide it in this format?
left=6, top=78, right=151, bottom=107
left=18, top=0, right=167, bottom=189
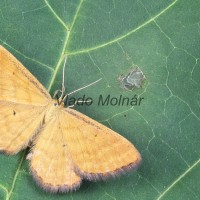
left=45, top=100, right=62, bottom=122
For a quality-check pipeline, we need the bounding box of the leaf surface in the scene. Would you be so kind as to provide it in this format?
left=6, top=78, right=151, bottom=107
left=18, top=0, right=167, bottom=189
left=0, top=0, right=199, bottom=199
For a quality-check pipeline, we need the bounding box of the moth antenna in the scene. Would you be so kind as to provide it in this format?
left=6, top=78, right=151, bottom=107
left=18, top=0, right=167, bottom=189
left=56, top=94, right=60, bottom=104
left=53, top=90, right=60, bottom=99
left=62, top=78, right=102, bottom=103
left=59, top=56, right=67, bottom=101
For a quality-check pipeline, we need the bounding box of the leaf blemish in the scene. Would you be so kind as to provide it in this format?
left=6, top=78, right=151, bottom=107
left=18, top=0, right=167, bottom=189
left=118, top=67, right=146, bottom=90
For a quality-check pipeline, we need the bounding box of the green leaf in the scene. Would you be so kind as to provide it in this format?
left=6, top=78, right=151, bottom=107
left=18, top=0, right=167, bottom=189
left=0, top=0, right=200, bottom=199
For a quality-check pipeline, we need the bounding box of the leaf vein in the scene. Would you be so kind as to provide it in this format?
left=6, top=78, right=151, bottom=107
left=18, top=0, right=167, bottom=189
left=47, top=0, right=84, bottom=91
left=7, top=151, right=26, bottom=200
left=68, top=0, right=179, bottom=56
left=0, top=184, right=8, bottom=200
left=157, top=159, right=200, bottom=200
left=43, top=0, right=68, bottom=30
left=0, top=40, right=54, bottom=72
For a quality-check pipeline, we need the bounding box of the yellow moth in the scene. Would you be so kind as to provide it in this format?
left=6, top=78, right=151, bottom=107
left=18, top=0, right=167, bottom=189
left=0, top=46, right=141, bottom=192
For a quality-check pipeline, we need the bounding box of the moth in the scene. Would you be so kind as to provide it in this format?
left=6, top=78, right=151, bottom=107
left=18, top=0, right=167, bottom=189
left=0, top=46, right=141, bottom=192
